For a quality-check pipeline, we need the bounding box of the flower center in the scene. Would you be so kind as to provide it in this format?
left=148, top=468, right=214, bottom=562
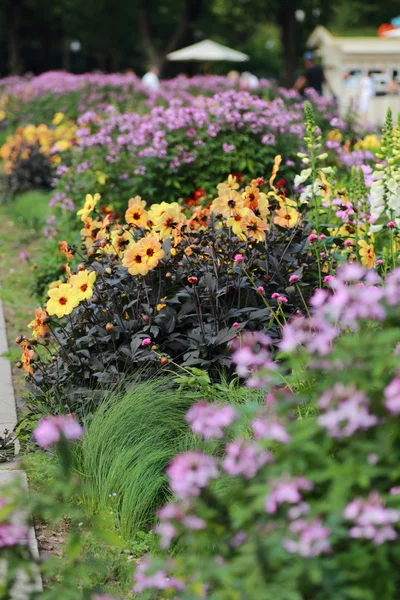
left=146, top=248, right=155, bottom=257
left=59, top=297, right=67, bottom=305
left=133, top=212, right=141, bottom=220
left=80, top=284, right=88, bottom=292
left=135, top=255, right=142, bottom=264
left=228, top=199, right=236, bottom=208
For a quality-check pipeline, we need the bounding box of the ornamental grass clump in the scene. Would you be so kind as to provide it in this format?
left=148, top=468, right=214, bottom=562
left=21, top=163, right=320, bottom=410
left=132, top=264, right=400, bottom=600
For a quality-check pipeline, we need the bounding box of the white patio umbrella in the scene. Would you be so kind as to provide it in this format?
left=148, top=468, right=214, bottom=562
left=167, top=39, right=249, bottom=62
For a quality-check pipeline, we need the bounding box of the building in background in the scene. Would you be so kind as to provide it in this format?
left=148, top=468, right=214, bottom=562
left=308, top=26, right=400, bottom=124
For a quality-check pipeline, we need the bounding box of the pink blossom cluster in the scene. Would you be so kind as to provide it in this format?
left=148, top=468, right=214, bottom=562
left=384, top=377, right=400, bottom=414
left=252, top=415, right=291, bottom=443
left=166, top=451, right=218, bottom=499
left=282, top=518, right=331, bottom=557
left=222, top=438, right=273, bottom=478
left=317, top=383, right=378, bottom=438
left=133, top=557, right=185, bottom=594
left=0, top=522, right=28, bottom=548
left=231, top=332, right=278, bottom=385
left=155, top=502, right=206, bottom=549
left=344, top=492, right=400, bottom=545
left=34, top=414, right=84, bottom=448
left=186, top=400, right=237, bottom=439
left=265, top=476, right=313, bottom=514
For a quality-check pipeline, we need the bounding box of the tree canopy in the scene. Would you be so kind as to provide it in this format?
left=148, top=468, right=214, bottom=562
left=0, top=0, right=397, bottom=83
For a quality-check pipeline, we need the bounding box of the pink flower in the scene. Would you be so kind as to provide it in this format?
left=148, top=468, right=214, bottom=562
left=278, top=295, right=288, bottom=303
left=343, top=239, right=353, bottom=247
left=317, top=384, right=377, bottom=438
left=283, top=518, right=331, bottom=557
left=376, top=259, right=384, bottom=266
left=232, top=322, right=241, bottom=330
left=390, top=487, right=400, bottom=495
left=34, top=415, right=83, bottom=448
left=289, top=275, right=299, bottom=283
left=19, top=251, right=29, bottom=261
left=308, top=233, right=318, bottom=243
left=384, top=377, right=400, bottom=414
left=133, top=558, right=185, bottom=594
left=0, top=523, right=29, bottom=548
left=186, top=401, right=237, bottom=439
left=141, top=337, right=151, bottom=346
left=166, top=451, right=218, bottom=498
left=387, top=221, right=396, bottom=228
left=257, top=286, right=265, bottom=293
left=271, top=292, right=280, bottom=299
left=222, top=439, right=273, bottom=478
left=323, top=275, right=333, bottom=283
left=234, top=253, right=244, bottom=263
left=265, top=476, right=313, bottom=514
left=252, top=417, right=291, bottom=443
left=344, top=491, right=400, bottom=545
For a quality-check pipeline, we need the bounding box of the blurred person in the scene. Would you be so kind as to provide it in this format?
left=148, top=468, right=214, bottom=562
left=240, top=71, right=259, bottom=89
left=359, top=71, right=375, bottom=122
left=293, top=52, right=325, bottom=95
left=227, top=70, right=240, bottom=86
left=142, top=66, right=160, bottom=91
left=388, top=71, right=399, bottom=95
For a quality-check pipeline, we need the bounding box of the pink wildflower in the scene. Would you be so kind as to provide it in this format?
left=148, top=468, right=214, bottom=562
left=289, top=275, right=299, bottom=283
left=344, top=491, right=400, bottom=545
left=141, top=337, right=151, bottom=346
left=166, top=451, right=218, bottom=498
left=34, top=415, right=83, bottom=448
left=257, top=285, right=265, bottom=293
left=252, top=417, right=290, bottom=443
left=234, top=254, right=244, bottom=263
left=283, top=518, right=331, bottom=557
left=222, top=439, right=273, bottom=478
left=384, top=377, right=400, bottom=414
left=265, top=476, right=313, bottom=514
left=387, top=221, right=396, bottom=228
left=317, top=384, right=377, bottom=438
left=186, top=401, right=237, bottom=439
left=308, top=233, right=318, bottom=243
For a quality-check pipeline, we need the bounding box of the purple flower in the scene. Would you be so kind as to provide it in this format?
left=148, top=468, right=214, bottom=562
left=0, top=523, right=29, bottom=548
left=19, top=251, right=29, bottom=261
left=133, top=557, right=185, bottom=594
left=384, top=377, right=400, bottom=414
left=186, top=401, right=237, bottom=439
left=265, top=476, right=313, bottom=514
left=166, top=451, right=218, bottom=498
left=252, top=417, right=290, bottom=443
left=222, top=439, right=273, bottom=478
left=34, top=415, right=84, bottom=448
left=317, top=384, right=377, bottom=438
left=222, top=143, right=236, bottom=153
left=283, top=518, right=331, bottom=557
left=344, top=491, right=400, bottom=545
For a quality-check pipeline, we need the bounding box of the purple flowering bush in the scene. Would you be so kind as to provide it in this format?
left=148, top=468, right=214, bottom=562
left=132, top=264, right=400, bottom=599
left=48, top=88, right=337, bottom=220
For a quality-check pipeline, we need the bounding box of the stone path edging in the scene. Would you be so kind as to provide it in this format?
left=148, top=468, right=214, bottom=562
left=0, top=299, right=42, bottom=597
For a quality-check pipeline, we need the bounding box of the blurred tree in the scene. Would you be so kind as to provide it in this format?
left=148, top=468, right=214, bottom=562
left=2, top=0, right=391, bottom=80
